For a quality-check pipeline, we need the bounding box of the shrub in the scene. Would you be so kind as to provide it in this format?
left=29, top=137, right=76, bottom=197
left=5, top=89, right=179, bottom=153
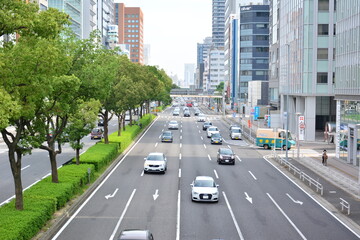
left=74, top=143, right=118, bottom=171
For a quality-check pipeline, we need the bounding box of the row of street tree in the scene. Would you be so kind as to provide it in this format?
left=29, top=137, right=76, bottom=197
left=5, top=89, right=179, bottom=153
left=0, top=1, right=173, bottom=210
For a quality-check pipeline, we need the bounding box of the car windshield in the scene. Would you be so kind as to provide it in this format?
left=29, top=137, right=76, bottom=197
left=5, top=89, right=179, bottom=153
left=232, top=128, right=241, bottom=133
left=199, top=114, right=205, bottom=117
left=169, top=121, right=177, bottom=124
left=194, top=179, right=215, bottom=187
left=147, top=154, right=164, bottom=161
left=212, top=133, right=221, bottom=138
left=92, top=129, right=101, bottom=134
left=163, top=132, right=171, bottom=136
left=220, top=149, right=233, bottom=155
left=209, top=127, right=218, bottom=131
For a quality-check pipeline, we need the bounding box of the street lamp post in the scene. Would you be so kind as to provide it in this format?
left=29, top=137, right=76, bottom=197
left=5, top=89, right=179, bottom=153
left=285, top=43, right=290, bottom=162
left=296, top=112, right=301, bottom=160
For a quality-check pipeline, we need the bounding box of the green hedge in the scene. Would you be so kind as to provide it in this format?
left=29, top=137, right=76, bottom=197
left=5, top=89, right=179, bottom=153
left=74, top=143, right=119, bottom=171
left=25, top=164, right=95, bottom=209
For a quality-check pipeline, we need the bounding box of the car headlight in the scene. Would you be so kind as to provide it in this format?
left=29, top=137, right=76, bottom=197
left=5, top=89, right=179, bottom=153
left=219, top=155, right=223, bottom=159
left=213, top=192, right=218, bottom=196
left=231, top=156, right=235, bottom=159
left=144, top=163, right=150, bottom=167
left=193, top=191, right=199, bottom=195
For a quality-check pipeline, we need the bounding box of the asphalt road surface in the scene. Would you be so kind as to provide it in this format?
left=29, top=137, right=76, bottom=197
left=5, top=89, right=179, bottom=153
left=48, top=107, right=359, bottom=240
left=0, top=117, right=120, bottom=205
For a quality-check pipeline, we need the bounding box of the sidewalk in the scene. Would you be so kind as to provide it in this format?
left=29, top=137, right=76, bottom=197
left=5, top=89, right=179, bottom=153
left=222, top=113, right=360, bottom=198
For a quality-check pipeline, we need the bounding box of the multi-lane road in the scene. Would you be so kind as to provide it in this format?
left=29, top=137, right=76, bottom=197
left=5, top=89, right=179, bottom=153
left=48, top=107, right=359, bottom=240
left=0, top=117, right=120, bottom=205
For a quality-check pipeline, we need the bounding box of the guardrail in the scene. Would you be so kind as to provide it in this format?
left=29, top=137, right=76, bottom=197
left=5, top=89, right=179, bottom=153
left=340, top=198, right=350, bottom=215
left=270, top=151, right=323, bottom=195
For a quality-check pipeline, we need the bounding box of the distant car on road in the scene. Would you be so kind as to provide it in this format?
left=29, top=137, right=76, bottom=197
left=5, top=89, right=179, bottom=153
left=90, top=127, right=104, bottom=140
left=197, top=113, right=206, bottom=122
left=118, top=229, right=154, bottom=240
left=217, top=147, right=235, bottom=165
left=186, top=102, right=193, bottom=107
left=211, top=133, right=223, bottom=144
left=161, top=131, right=173, bottom=143
left=207, top=126, right=219, bottom=138
left=183, top=110, right=190, bottom=117
left=191, top=176, right=219, bottom=202
left=97, top=118, right=104, bottom=126
left=168, top=120, right=179, bottom=129
left=202, top=122, right=212, bottom=130
left=173, top=109, right=180, bottom=116
left=194, top=109, right=200, bottom=116
left=230, top=127, right=242, bottom=140
left=144, top=152, right=167, bottom=174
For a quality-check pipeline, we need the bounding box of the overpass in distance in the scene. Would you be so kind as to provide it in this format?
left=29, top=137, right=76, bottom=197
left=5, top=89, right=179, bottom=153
left=170, top=88, right=223, bottom=99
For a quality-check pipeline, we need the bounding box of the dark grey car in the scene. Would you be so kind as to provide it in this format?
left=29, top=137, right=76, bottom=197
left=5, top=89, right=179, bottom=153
left=217, top=147, right=235, bottom=165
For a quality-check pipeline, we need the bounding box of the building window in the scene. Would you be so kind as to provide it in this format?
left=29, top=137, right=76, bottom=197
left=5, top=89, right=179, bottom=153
left=255, top=47, right=269, bottom=52
left=256, top=12, right=269, bottom=17
left=240, top=47, right=252, bottom=52
left=240, top=82, right=248, bottom=87
left=240, top=59, right=252, bottom=64
left=255, top=59, right=269, bottom=64
left=255, top=71, right=267, bottom=75
left=256, top=24, right=268, bottom=29
left=240, top=36, right=252, bottom=41
left=255, top=35, right=269, bottom=41
left=317, top=48, right=328, bottom=59
left=318, top=24, right=329, bottom=35
left=241, top=70, right=252, bottom=76
left=317, top=72, right=328, bottom=84
left=318, top=0, right=329, bottom=11
left=241, top=24, right=252, bottom=29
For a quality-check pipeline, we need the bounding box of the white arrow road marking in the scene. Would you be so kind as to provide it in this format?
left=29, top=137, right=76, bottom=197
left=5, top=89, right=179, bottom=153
left=267, top=193, right=307, bottom=240
left=21, top=165, right=30, bottom=171
left=244, top=192, right=253, bottom=204
left=236, top=156, right=242, bottom=162
left=155, top=142, right=158, bottom=148
left=179, top=169, right=181, bottom=178
left=286, top=193, right=303, bottom=205
left=153, top=189, right=159, bottom=200
left=105, top=188, right=119, bottom=200
left=214, top=169, right=219, bottom=179
left=208, top=154, right=212, bottom=161
left=203, top=144, right=207, bottom=149
left=248, top=171, right=257, bottom=180
left=223, top=192, right=245, bottom=240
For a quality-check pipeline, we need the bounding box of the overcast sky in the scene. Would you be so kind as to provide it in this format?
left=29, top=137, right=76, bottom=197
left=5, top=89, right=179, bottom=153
left=115, top=0, right=212, bottom=80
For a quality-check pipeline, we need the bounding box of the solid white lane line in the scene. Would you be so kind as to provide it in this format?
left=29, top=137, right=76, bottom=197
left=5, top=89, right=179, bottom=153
left=223, top=192, right=245, bottom=240
left=179, top=169, right=181, bottom=178
left=179, top=153, right=182, bottom=160
left=248, top=171, right=257, bottom=180
left=203, top=144, right=207, bottom=149
left=236, top=156, right=242, bottom=162
left=267, top=193, right=307, bottom=240
left=52, top=117, right=160, bottom=239
left=176, top=190, right=181, bottom=240
left=155, top=142, right=158, bottom=148
left=109, top=189, right=137, bottom=240
left=208, top=154, right=212, bottom=161
left=42, top=173, right=51, bottom=179
left=21, top=165, right=30, bottom=171
left=214, top=169, right=219, bottom=179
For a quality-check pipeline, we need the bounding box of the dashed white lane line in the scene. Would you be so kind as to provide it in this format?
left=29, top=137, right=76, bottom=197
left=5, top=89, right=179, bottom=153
left=203, top=144, right=207, bottom=149
left=227, top=145, right=231, bottom=149
left=249, top=171, right=257, bottom=180
left=179, top=169, right=181, bottom=178
left=201, top=136, right=203, bottom=140
left=155, top=142, right=158, bottom=148
left=208, top=154, right=212, bottom=161
left=180, top=135, right=182, bottom=140
left=179, top=153, right=182, bottom=160
left=267, top=193, right=307, bottom=240
left=141, top=171, right=144, bottom=177
left=180, top=143, right=182, bottom=148
left=21, top=165, right=30, bottom=171
left=223, top=192, right=245, bottom=240
left=198, top=130, right=201, bottom=133
left=236, top=156, right=242, bottom=162
left=214, top=169, right=219, bottom=179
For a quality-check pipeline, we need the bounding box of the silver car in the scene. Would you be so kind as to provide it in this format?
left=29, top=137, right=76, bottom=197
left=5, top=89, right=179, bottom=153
left=168, top=120, right=179, bottom=129
left=230, top=127, right=242, bottom=140
left=144, top=153, right=167, bottom=174
left=197, top=113, right=206, bottom=122
left=191, top=176, right=219, bottom=202
left=207, top=126, right=220, bottom=138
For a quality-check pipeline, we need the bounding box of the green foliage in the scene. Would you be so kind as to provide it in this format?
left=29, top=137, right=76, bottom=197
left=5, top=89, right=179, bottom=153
left=74, top=143, right=119, bottom=171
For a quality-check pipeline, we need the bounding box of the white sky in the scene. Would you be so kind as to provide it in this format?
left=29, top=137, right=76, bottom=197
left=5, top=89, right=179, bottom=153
left=115, top=0, right=212, bottom=80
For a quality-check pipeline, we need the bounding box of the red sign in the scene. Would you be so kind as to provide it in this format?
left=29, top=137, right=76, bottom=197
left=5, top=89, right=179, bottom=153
left=248, top=120, right=251, bottom=128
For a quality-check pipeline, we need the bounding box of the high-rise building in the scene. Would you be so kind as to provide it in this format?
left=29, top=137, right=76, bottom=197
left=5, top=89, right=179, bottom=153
left=184, top=64, right=196, bottom=88
left=196, top=37, right=212, bottom=88
left=335, top=0, right=360, bottom=162
left=97, top=0, right=115, bottom=48
left=207, top=47, right=225, bottom=91
left=239, top=4, right=270, bottom=112
left=276, top=0, right=336, bottom=141
left=115, top=3, right=144, bottom=64
left=82, top=0, right=97, bottom=40
left=212, top=0, right=226, bottom=47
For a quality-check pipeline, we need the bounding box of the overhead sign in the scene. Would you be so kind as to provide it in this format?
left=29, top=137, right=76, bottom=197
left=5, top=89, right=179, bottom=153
left=298, top=115, right=305, bottom=140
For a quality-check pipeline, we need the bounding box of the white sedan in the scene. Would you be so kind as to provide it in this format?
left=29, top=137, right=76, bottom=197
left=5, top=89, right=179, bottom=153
left=168, top=120, right=179, bottom=129
left=197, top=113, right=206, bottom=122
left=191, top=176, right=219, bottom=202
left=207, top=126, right=220, bottom=138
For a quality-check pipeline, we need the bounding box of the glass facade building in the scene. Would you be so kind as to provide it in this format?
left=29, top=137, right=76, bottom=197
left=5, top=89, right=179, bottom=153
left=212, top=0, right=226, bottom=47
left=335, top=0, right=360, bottom=164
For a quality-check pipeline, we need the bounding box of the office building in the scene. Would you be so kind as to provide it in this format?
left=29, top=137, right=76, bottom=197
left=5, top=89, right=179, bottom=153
left=115, top=3, right=144, bottom=64
left=196, top=37, right=212, bottom=88
left=212, top=0, right=226, bottom=47
left=96, top=0, right=114, bottom=47
left=276, top=0, right=336, bottom=141
left=184, top=64, right=196, bottom=88
left=335, top=0, right=360, bottom=164
left=239, top=4, right=270, bottom=114
left=144, top=44, right=150, bottom=65
left=82, top=0, right=96, bottom=40
left=207, top=47, right=225, bottom=91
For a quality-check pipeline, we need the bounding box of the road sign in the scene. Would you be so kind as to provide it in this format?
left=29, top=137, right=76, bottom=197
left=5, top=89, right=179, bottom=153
left=299, top=115, right=305, bottom=140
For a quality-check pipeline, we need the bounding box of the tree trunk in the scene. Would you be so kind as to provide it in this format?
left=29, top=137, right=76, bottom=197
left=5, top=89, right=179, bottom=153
left=104, top=110, right=109, bottom=144
left=122, top=115, right=126, bottom=131
left=12, top=149, right=23, bottom=210
left=49, top=150, right=59, bottom=183
left=117, top=115, right=122, bottom=136
left=140, top=105, right=143, bottom=118
left=76, top=139, right=80, bottom=165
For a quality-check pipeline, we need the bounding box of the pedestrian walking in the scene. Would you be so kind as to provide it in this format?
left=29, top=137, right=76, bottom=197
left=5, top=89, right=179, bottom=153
left=322, top=150, right=328, bottom=166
